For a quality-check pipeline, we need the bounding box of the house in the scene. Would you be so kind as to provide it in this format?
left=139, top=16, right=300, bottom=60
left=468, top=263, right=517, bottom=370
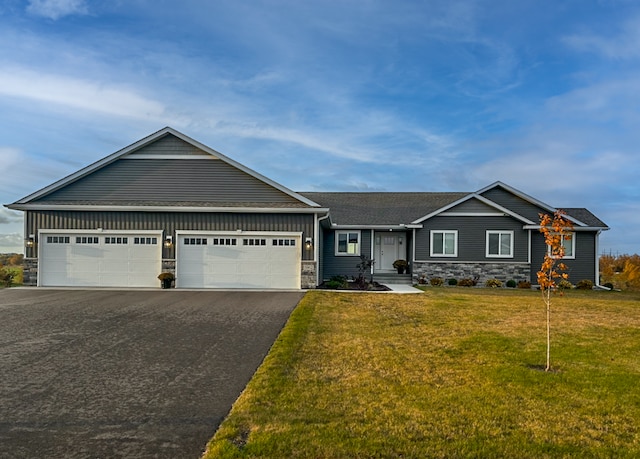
left=6, top=127, right=608, bottom=289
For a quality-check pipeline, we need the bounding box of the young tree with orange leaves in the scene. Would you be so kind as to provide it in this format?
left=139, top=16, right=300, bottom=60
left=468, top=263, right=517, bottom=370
left=537, top=210, right=573, bottom=372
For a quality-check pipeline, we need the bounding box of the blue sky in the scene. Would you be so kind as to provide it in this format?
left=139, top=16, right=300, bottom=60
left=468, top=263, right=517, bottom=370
left=1, top=0, right=639, bottom=255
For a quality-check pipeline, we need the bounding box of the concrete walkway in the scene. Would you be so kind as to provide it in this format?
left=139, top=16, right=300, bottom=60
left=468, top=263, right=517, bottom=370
left=382, top=284, right=424, bottom=294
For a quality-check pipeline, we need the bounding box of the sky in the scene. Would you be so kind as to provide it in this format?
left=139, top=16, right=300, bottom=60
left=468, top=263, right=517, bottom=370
left=1, top=0, right=639, bottom=255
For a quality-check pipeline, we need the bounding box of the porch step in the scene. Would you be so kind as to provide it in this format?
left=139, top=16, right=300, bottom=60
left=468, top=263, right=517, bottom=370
left=373, top=273, right=413, bottom=285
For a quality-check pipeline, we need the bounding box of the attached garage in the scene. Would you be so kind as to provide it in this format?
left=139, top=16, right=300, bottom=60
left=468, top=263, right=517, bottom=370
left=176, top=231, right=301, bottom=289
left=39, top=230, right=162, bottom=287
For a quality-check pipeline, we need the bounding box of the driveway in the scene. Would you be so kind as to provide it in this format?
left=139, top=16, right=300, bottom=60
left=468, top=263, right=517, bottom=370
left=0, top=289, right=304, bottom=459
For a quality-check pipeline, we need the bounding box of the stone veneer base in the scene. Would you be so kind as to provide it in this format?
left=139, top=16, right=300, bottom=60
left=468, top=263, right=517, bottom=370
left=412, top=261, right=531, bottom=285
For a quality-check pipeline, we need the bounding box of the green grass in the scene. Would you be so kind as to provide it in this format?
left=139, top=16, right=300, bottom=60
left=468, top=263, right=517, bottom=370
left=204, top=288, right=640, bottom=458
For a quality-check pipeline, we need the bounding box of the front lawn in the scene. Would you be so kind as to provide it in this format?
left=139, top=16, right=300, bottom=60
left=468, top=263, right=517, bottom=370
left=204, top=289, right=640, bottom=458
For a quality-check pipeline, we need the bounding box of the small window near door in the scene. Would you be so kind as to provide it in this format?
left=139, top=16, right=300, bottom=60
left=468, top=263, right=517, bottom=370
left=336, top=231, right=360, bottom=256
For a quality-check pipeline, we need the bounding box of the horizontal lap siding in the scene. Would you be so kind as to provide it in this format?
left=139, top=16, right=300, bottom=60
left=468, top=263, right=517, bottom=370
left=530, top=231, right=597, bottom=284
left=37, top=159, right=300, bottom=204
left=26, top=211, right=316, bottom=260
left=480, top=188, right=547, bottom=223
left=415, top=216, right=529, bottom=262
left=321, top=229, right=372, bottom=279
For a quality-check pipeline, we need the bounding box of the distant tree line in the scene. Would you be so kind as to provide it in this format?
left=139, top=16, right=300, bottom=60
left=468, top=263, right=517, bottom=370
left=600, top=254, right=640, bottom=290
left=0, top=253, right=23, bottom=266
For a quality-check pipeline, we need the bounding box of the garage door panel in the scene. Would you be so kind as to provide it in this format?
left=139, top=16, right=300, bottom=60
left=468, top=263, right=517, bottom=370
left=40, top=233, right=161, bottom=287
left=176, top=233, right=301, bottom=289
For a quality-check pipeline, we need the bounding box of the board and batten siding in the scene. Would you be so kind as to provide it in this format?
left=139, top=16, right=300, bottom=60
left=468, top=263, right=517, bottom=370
left=321, top=229, right=373, bottom=280
left=415, top=216, right=529, bottom=262
left=26, top=211, right=316, bottom=260
left=530, top=231, right=597, bottom=284
left=36, top=159, right=303, bottom=205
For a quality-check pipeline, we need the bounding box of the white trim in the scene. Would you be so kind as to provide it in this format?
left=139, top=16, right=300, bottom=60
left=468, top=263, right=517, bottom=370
left=39, top=229, right=162, bottom=235
left=10, top=204, right=329, bottom=214
left=475, top=181, right=596, bottom=228
left=122, top=154, right=217, bottom=160
left=430, top=230, right=458, bottom=257
left=523, top=225, right=606, bottom=232
left=439, top=212, right=507, bottom=217
left=176, top=230, right=302, bottom=237
left=412, top=193, right=535, bottom=225
left=547, top=232, right=576, bottom=259
left=335, top=230, right=361, bottom=256
left=12, top=127, right=322, bottom=208
left=330, top=224, right=422, bottom=230
left=485, top=230, right=514, bottom=258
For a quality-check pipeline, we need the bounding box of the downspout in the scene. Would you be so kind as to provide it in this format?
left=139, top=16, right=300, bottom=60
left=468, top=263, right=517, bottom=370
left=595, top=229, right=605, bottom=288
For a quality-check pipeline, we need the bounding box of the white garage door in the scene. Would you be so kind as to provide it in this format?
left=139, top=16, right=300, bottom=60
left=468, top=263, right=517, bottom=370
left=176, top=232, right=301, bottom=289
left=39, top=231, right=162, bottom=287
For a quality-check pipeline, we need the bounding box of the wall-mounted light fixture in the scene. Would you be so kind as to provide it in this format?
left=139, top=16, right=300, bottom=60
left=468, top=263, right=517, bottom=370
left=25, top=234, right=35, bottom=248
left=164, top=236, right=173, bottom=248
left=305, top=237, right=313, bottom=250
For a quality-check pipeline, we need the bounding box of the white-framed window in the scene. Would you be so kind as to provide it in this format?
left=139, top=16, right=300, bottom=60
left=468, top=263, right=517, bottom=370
left=430, top=230, right=457, bottom=257
left=549, top=233, right=575, bottom=259
left=486, top=231, right=513, bottom=258
left=336, top=231, right=360, bottom=256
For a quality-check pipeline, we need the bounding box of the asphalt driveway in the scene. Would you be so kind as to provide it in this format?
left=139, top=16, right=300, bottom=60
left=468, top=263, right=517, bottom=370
left=0, top=289, right=304, bottom=459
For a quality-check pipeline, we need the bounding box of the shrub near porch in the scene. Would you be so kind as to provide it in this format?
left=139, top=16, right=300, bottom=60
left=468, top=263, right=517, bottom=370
left=204, top=289, right=640, bottom=458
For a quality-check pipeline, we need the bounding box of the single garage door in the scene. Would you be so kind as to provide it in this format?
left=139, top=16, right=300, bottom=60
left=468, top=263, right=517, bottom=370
left=39, top=231, right=162, bottom=287
left=176, top=231, right=301, bottom=289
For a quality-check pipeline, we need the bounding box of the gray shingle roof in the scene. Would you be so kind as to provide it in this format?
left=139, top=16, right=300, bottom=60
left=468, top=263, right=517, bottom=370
left=299, top=192, right=468, bottom=225
left=564, top=208, right=608, bottom=228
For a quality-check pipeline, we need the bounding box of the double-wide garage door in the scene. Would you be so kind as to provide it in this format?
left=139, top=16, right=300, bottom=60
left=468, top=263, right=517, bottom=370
left=176, top=232, right=301, bottom=289
left=39, top=231, right=162, bottom=287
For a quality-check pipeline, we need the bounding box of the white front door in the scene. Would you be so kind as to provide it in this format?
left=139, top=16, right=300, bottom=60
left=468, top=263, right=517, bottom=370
left=374, top=233, right=406, bottom=271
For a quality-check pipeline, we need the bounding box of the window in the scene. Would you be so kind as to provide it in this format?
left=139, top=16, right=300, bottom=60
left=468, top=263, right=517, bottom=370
left=244, top=238, right=267, bottom=246
left=212, top=238, right=236, bottom=246
left=430, top=230, right=457, bottom=257
left=549, top=233, right=575, bottom=259
left=134, top=237, right=158, bottom=245
left=486, top=231, right=513, bottom=258
left=273, top=239, right=296, bottom=247
left=336, top=231, right=360, bottom=255
left=75, top=236, right=99, bottom=244
left=184, top=238, right=208, bottom=245
left=46, top=236, right=70, bottom=244
left=105, top=237, right=128, bottom=244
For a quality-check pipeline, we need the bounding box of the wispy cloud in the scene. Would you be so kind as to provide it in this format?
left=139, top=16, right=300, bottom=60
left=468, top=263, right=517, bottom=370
left=27, top=0, right=88, bottom=20
left=0, top=67, right=166, bottom=120
left=563, top=15, right=640, bottom=59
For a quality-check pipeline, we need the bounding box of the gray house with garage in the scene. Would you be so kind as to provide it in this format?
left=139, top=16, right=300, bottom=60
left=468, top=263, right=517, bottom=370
left=6, top=127, right=608, bottom=289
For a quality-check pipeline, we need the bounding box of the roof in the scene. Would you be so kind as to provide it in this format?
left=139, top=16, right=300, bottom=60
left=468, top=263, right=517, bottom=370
left=563, top=208, right=608, bottom=228
left=299, top=192, right=468, bottom=225
left=8, top=127, right=321, bottom=210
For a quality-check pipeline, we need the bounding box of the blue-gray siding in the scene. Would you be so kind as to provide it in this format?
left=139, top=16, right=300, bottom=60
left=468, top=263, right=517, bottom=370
left=37, top=159, right=303, bottom=205
left=530, top=231, right=597, bottom=283
left=26, top=210, right=315, bottom=260
left=321, top=229, right=373, bottom=280
left=415, top=216, right=529, bottom=262
left=480, top=187, right=546, bottom=223
left=448, top=198, right=500, bottom=213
